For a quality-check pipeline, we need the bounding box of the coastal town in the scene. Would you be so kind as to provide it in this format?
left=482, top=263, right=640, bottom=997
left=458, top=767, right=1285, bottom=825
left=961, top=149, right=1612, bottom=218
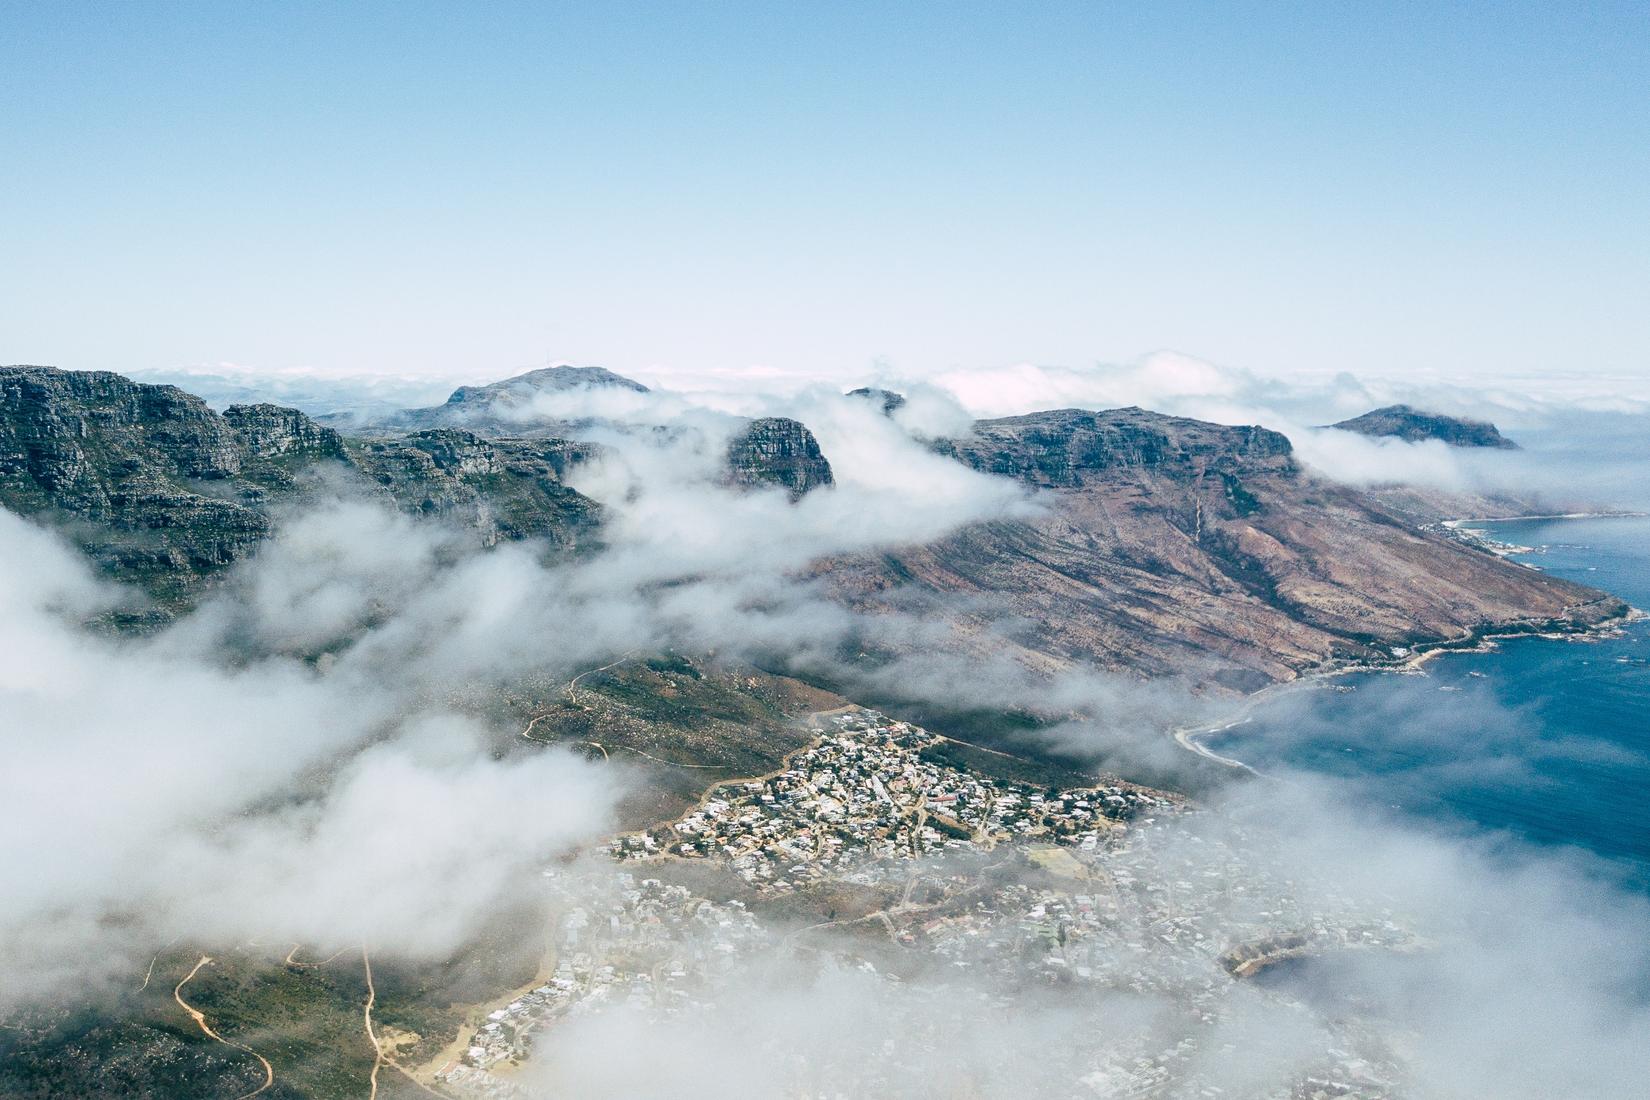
left=435, top=711, right=1413, bottom=1099
left=614, top=710, right=1177, bottom=884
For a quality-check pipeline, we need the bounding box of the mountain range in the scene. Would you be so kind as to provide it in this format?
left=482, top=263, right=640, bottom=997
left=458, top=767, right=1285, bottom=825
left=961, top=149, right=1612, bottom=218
left=0, top=361, right=1634, bottom=1100
left=0, top=364, right=1621, bottom=682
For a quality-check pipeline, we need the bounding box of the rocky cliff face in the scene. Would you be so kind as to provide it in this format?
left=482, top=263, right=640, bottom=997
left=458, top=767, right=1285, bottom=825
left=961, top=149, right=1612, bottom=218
left=1, top=367, right=246, bottom=490
left=0, top=367, right=600, bottom=609
left=1, top=368, right=323, bottom=605
left=1329, top=404, right=1518, bottom=449
left=348, top=430, right=600, bottom=548
left=822, top=407, right=1619, bottom=690
left=220, top=403, right=349, bottom=461
left=724, top=417, right=835, bottom=499
left=935, top=407, right=1295, bottom=489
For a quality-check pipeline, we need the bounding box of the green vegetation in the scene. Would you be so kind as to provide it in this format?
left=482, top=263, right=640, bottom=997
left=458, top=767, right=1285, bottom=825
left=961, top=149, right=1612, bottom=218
left=0, top=914, right=552, bottom=1100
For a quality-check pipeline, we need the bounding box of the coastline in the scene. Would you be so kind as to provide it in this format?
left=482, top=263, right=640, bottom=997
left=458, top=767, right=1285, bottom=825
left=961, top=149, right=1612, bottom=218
left=1173, top=512, right=1646, bottom=772
left=1443, top=510, right=1649, bottom=524
left=1173, top=613, right=1635, bottom=773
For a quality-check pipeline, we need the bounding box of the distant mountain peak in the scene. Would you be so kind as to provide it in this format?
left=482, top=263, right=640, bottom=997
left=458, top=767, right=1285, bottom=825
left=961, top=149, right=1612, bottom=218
left=445, top=365, right=649, bottom=407
left=1329, top=404, right=1517, bottom=449
left=324, top=366, right=652, bottom=437
left=845, top=387, right=907, bottom=414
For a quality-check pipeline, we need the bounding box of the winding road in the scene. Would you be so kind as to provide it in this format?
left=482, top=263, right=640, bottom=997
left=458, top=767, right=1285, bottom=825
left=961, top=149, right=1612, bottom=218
left=361, top=946, right=455, bottom=1100
left=362, top=947, right=383, bottom=1100
left=173, top=955, right=274, bottom=1100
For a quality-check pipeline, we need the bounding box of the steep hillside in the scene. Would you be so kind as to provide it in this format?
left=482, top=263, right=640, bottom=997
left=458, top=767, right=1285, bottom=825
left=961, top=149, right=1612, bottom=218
left=821, top=408, right=1621, bottom=690
left=0, top=366, right=600, bottom=607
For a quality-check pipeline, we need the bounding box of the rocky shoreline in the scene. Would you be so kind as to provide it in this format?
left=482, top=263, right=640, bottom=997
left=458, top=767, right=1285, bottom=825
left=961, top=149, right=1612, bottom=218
left=1173, top=592, right=1642, bottom=775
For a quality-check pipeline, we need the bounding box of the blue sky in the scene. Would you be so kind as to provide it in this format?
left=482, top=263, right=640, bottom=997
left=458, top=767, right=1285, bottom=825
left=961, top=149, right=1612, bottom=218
left=3, top=1, right=1646, bottom=386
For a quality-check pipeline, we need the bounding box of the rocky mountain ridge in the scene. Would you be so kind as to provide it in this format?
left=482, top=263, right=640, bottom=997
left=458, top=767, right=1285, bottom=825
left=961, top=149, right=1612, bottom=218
left=326, top=364, right=837, bottom=499
left=935, top=406, right=1293, bottom=492
left=0, top=366, right=601, bottom=609
left=824, top=406, right=1619, bottom=689
left=0, top=365, right=1624, bottom=686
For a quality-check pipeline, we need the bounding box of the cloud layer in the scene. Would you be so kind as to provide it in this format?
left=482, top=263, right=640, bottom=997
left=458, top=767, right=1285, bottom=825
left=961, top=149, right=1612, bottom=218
left=5, top=357, right=1648, bottom=1097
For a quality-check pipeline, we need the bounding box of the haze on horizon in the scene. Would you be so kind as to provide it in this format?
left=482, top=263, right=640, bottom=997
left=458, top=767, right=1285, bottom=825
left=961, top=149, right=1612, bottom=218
left=3, top=1, right=1648, bottom=388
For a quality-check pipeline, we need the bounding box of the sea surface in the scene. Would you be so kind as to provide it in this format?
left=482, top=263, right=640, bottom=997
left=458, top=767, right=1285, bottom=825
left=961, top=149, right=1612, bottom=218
left=1210, top=515, right=1650, bottom=890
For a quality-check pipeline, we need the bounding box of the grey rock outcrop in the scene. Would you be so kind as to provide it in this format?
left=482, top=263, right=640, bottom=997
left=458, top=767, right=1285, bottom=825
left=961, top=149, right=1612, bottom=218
left=0, top=366, right=600, bottom=609
left=349, top=430, right=599, bottom=547
left=934, top=407, right=1294, bottom=490
left=724, top=417, right=834, bottom=499
left=221, top=403, right=348, bottom=461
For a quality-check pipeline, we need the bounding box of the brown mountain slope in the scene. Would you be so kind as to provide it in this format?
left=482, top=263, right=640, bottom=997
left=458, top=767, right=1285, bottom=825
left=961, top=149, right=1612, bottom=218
left=820, top=408, right=1624, bottom=690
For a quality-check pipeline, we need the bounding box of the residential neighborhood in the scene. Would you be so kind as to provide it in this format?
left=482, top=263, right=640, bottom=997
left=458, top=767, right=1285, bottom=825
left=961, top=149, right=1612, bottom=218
left=438, top=711, right=1411, bottom=1098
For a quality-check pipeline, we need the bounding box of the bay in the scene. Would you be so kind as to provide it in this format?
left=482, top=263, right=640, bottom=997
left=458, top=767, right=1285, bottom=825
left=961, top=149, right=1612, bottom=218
left=1209, top=515, right=1650, bottom=889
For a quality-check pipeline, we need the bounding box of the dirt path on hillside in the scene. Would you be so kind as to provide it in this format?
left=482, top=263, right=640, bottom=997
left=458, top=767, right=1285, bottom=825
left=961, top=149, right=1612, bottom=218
left=363, top=947, right=385, bottom=1100
left=173, top=955, right=274, bottom=1100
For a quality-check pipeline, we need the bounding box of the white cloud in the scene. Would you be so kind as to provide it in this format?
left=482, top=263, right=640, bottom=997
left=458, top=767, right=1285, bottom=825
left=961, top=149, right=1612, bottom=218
left=7, top=357, right=1650, bottom=1097
left=0, top=509, right=621, bottom=1004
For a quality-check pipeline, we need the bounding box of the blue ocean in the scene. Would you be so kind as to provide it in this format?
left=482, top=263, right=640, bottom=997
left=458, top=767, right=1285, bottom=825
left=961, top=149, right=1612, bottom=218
left=1210, top=515, right=1650, bottom=890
